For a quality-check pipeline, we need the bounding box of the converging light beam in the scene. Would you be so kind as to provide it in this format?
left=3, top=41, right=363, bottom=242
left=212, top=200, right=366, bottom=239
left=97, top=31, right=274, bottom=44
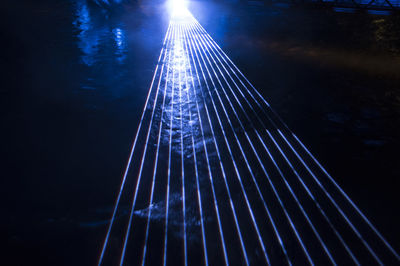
left=98, top=6, right=400, bottom=266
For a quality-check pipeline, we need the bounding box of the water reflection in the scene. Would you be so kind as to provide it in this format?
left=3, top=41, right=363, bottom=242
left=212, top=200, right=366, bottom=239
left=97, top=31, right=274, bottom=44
left=73, top=0, right=101, bottom=66
left=94, top=0, right=124, bottom=6
left=72, top=0, right=127, bottom=66
left=113, top=27, right=127, bottom=63
left=72, top=0, right=131, bottom=98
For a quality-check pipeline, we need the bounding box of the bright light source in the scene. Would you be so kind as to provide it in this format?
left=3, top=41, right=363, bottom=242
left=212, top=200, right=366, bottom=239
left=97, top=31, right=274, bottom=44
left=168, top=0, right=189, bottom=17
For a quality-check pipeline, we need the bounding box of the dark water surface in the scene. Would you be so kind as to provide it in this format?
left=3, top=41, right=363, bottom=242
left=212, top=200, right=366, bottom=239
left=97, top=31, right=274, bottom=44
left=1, top=0, right=399, bottom=265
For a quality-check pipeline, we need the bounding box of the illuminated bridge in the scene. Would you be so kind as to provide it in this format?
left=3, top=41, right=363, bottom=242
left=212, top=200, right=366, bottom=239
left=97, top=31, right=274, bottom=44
left=97, top=3, right=400, bottom=266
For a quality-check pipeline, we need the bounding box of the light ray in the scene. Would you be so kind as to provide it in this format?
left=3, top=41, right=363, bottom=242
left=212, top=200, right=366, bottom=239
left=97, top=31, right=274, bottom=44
left=188, top=22, right=359, bottom=264
left=98, top=22, right=173, bottom=266
left=187, top=22, right=318, bottom=265
left=188, top=22, right=338, bottom=265
left=188, top=22, right=362, bottom=264
left=184, top=23, right=299, bottom=265
left=292, top=133, right=400, bottom=261
left=185, top=20, right=272, bottom=265
left=178, top=23, right=209, bottom=266
left=140, top=21, right=175, bottom=266
left=188, top=20, right=318, bottom=265
left=118, top=23, right=176, bottom=266
left=183, top=22, right=251, bottom=266
left=190, top=20, right=390, bottom=264
left=177, top=23, right=189, bottom=266
left=188, top=21, right=343, bottom=265
left=190, top=25, right=399, bottom=262
left=162, top=22, right=178, bottom=266
left=181, top=21, right=230, bottom=266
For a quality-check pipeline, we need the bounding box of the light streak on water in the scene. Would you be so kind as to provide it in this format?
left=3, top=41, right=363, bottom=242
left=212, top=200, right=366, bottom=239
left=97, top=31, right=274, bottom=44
left=178, top=23, right=209, bottom=266
left=181, top=20, right=230, bottom=266
left=190, top=18, right=397, bottom=264
left=186, top=22, right=273, bottom=266
left=162, top=23, right=176, bottom=266
left=98, top=6, right=400, bottom=266
left=176, top=23, right=188, bottom=266
left=185, top=23, right=312, bottom=265
left=191, top=18, right=399, bottom=263
left=97, top=22, right=172, bottom=266
left=187, top=22, right=357, bottom=264
left=187, top=22, right=322, bottom=265
left=188, top=22, right=345, bottom=265
left=181, top=23, right=250, bottom=265
left=118, top=23, right=174, bottom=266
left=139, top=21, right=174, bottom=266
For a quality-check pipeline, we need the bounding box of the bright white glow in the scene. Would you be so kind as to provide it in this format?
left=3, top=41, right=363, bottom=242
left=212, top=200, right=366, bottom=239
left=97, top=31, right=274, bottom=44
left=168, top=0, right=189, bottom=17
